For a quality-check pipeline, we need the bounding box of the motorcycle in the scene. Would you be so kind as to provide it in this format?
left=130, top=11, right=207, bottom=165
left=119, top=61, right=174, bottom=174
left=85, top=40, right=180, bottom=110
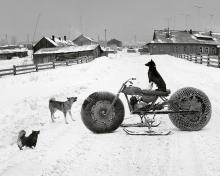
left=81, top=78, right=211, bottom=135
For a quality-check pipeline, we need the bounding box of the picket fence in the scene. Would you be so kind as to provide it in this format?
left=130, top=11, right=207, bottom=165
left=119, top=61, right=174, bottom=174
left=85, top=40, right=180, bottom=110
left=171, top=53, right=220, bottom=68
left=0, top=56, right=94, bottom=77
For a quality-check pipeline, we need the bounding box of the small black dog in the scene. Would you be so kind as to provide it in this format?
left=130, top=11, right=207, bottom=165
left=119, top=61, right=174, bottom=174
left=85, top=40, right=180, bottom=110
left=17, top=130, right=40, bottom=150
left=145, top=59, right=167, bottom=92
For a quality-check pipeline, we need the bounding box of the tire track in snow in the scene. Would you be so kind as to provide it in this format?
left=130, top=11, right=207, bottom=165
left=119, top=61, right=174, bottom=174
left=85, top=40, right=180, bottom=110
left=167, top=131, right=207, bottom=176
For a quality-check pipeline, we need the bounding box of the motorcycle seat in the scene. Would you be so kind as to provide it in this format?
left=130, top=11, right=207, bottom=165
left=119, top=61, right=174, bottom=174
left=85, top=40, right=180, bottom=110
left=141, top=89, right=171, bottom=97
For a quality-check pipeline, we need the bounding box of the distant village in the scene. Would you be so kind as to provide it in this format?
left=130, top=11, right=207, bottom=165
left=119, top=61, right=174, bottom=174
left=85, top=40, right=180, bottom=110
left=0, top=33, right=149, bottom=64
left=1, top=29, right=220, bottom=64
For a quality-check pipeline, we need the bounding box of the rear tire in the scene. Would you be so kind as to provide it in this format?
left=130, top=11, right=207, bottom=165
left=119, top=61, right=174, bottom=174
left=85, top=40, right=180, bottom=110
left=168, top=87, right=211, bottom=131
left=81, top=92, right=125, bottom=133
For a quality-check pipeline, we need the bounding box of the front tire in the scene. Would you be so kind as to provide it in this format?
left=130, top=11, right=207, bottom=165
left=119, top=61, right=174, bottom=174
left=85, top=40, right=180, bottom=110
left=81, top=92, right=125, bottom=133
left=168, top=87, right=211, bottom=131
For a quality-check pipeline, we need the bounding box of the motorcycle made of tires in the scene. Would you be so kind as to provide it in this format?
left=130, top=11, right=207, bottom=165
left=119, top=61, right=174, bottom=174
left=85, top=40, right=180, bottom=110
left=81, top=78, right=211, bottom=135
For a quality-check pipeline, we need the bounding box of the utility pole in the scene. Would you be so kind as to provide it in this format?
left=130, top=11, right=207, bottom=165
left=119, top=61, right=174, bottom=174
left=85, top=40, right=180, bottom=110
left=134, top=35, right=137, bottom=47
left=185, top=14, right=190, bottom=30
left=194, top=5, right=202, bottom=31
left=209, top=14, right=214, bottom=31
left=80, top=16, right=83, bottom=34
left=32, top=13, right=41, bottom=45
left=165, top=18, right=170, bottom=29
left=104, top=29, right=107, bottom=47
left=173, top=16, right=176, bottom=30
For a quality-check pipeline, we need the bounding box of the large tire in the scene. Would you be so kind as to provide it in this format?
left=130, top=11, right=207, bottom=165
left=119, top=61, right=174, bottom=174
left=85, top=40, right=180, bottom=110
left=168, top=87, right=211, bottom=131
left=81, top=92, right=125, bottom=133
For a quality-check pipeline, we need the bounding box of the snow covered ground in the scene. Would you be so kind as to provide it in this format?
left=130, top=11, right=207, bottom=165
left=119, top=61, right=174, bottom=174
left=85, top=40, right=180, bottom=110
left=0, top=52, right=220, bottom=176
left=0, top=50, right=33, bottom=69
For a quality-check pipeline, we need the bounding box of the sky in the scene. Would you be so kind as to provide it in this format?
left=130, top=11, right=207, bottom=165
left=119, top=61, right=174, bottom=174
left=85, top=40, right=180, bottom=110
left=0, top=0, right=220, bottom=44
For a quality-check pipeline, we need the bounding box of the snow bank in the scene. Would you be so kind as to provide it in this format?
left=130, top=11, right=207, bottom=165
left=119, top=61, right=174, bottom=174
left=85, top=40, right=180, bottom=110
left=0, top=52, right=220, bottom=176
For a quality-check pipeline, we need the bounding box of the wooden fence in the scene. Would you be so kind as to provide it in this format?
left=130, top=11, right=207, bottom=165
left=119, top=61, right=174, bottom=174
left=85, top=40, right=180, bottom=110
left=0, top=56, right=94, bottom=77
left=171, top=54, right=220, bottom=68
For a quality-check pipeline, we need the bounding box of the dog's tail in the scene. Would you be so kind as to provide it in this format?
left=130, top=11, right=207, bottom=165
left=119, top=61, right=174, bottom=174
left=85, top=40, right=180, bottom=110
left=17, top=130, right=26, bottom=150
left=18, top=130, right=26, bottom=139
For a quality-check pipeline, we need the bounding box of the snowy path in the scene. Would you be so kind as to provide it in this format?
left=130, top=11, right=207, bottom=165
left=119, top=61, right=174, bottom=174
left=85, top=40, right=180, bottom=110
left=0, top=53, right=220, bottom=176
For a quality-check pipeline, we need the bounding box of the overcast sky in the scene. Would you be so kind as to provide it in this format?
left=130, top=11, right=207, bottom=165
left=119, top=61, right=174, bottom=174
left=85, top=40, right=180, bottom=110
left=0, top=0, right=220, bottom=43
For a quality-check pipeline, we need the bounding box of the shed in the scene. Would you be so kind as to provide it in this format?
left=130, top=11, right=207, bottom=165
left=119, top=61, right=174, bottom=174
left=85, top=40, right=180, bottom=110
left=33, top=44, right=103, bottom=64
left=73, top=34, right=98, bottom=46
left=107, top=39, right=122, bottom=48
left=0, top=46, right=28, bottom=60
left=33, top=36, right=75, bottom=53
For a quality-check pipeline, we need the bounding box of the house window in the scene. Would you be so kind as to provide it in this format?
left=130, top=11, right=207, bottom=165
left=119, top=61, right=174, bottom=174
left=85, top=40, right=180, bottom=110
left=199, top=46, right=203, bottom=53
left=204, top=47, right=209, bottom=54
left=212, top=47, right=216, bottom=55
left=175, top=46, right=178, bottom=53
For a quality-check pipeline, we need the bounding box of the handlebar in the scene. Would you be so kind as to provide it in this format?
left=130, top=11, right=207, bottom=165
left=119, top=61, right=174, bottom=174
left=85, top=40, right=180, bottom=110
left=124, top=77, right=136, bottom=85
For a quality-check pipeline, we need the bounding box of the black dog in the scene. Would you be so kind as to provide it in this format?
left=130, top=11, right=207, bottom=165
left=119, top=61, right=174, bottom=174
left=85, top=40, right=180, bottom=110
left=17, top=130, right=40, bottom=150
left=145, top=59, right=167, bottom=92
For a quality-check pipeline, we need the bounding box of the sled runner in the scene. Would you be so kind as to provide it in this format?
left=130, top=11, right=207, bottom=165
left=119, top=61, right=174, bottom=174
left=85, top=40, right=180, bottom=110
left=81, top=78, right=212, bottom=134
left=123, top=128, right=171, bottom=136
left=120, top=121, right=161, bottom=128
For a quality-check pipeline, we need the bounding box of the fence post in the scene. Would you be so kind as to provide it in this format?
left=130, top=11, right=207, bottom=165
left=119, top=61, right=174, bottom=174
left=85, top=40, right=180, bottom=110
left=36, top=64, right=38, bottom=72
left=13, top=65, right=16, bottom=75
left=218, top=56, right=220, bottom=68
left=207, top=56, right=210, bottom=66
left=77, top=60, right=79, bottom=64
left=53, top=62, right=55, bottom=69
left=66, top=61, right=69, bottom=66
left=195, top=56, right=197, bottom=63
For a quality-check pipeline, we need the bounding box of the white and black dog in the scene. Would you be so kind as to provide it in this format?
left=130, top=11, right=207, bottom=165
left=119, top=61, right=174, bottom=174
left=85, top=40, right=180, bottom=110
left=49, top=97, right=77, bottom=124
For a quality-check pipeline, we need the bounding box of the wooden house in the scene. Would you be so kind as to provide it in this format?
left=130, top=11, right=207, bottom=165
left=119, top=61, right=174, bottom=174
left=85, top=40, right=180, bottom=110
left=73, top=34, right=98, bottom=46
left=147, top=29, right=220, bottom=56
left=33, top=36, right=75, bottom=53
left=0, top=45, right=28, bottom=60
left=107, top=39, right=122, bottom=48
left=33, top=44, right=103, bottom=64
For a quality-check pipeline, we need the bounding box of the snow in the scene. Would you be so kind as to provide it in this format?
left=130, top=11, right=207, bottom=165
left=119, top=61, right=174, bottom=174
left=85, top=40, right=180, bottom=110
left=0, top=48, right=28, bottom=54
left=0, top=52, right=220, bottom=176
left=0, top=50, right=33, bottom=69
left=34, top=44, right=100, bottom=55
left=44, top=37, right=75, bottom=47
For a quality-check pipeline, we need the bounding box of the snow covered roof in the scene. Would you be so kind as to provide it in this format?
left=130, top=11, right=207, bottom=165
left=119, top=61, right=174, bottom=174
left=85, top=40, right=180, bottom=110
left=34, top=44, right=100, bottom=55
left=0, top=48, right=28, bottom=54
left=73, top=34, right=97, bottom=43
left=44, top=37, right=75, bottom=47
left=150, top=30, right=220, bottom=45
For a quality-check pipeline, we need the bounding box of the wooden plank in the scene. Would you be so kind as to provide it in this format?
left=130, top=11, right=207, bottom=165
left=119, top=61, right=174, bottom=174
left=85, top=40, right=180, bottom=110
left=16, top=71, right=36, bottom=75
left=0, top=68, right=13, bottom=72
left=0, top=72, right=14, bottom=76
left=16, top=64, right=35, bottom=68
left=38, top=66, right=53, bottom=71
left=209, top=60, right=218, bottom=64
left=16, top=67, right=36, bottom=72
left=208, top=64, right=219, bottom=68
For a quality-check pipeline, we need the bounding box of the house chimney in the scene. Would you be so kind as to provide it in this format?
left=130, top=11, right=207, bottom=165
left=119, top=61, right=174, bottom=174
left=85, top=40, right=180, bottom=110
left=209, top=31, right=212, bottom=36
left=189, top=29, right=193, bottom=34
left=64, top=36, right=67, bottom=41
left=59, top=37, right=61, bottom=41
left=52, top=35, right=55, bottom=41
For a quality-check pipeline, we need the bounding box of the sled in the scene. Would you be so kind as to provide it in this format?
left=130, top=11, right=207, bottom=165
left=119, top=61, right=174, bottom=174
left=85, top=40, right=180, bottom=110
left=123, top=128, right=171, bottom=136
left=120, top=121, right=161, bottom=128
